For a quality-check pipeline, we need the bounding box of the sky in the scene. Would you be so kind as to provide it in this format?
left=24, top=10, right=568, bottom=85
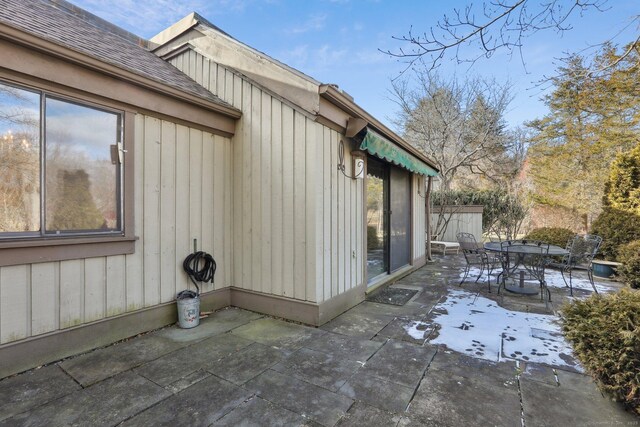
left=70, top=0, right=638, bottom=132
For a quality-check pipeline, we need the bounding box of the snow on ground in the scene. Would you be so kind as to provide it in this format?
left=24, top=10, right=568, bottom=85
left=403, top=321, right=432, bottom=341
left=427, top=289, right=582, bottom=371
left=460, top=266, right=613, bottom=293
left=543, top=269, right=612, bottom=293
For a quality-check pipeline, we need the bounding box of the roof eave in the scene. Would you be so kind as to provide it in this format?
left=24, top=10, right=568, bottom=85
left=319, top=84, right=439, bottom=172
left=0, top=22, right=241, bottom=120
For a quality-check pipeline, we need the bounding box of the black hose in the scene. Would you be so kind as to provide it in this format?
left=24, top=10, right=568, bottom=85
left=182, top=251, right=216, bottom=296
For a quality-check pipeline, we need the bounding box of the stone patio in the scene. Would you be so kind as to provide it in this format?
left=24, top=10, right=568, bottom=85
left=0, top=254, right=637, bottom=426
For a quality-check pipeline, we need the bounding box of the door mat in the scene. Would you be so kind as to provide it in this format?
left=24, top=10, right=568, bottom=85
left=366, top=287, right=419, bottom=306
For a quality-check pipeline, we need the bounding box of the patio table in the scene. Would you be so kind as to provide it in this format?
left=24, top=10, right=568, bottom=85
left=483, top=242, right=568, bottom=295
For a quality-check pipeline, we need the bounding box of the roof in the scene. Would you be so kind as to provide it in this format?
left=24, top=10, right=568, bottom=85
left=0, top=0, right=233, bottom=110
left=151, top=12, right=321, bottom=87
left=152, top=13, right=439, bottom=172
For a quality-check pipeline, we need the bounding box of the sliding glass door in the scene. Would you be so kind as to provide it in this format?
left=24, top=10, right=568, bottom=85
left=366, top=158, right=412, bottom=284
left=390, top=167, right=411, bottom=272
left=366, top=158, right=388, bottom=281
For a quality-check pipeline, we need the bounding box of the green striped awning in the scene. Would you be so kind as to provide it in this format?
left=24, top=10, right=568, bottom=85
left=359, top=129, right=438, bottom=176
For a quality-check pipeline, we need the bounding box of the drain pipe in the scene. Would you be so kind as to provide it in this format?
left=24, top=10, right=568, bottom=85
left=426, top=175, right=433, bottom=261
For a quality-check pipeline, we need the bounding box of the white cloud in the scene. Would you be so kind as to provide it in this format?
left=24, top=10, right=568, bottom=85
left=285, top=13, right=327, bottom=35
left=70, top=0, right=245, bottom=37
left=355, top=49, right=387, bottom=65
left=279, top=44, right=310, bottom=67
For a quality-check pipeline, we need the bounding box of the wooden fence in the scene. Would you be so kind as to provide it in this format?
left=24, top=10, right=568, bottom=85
left=430, top=205, right=484, bottom=242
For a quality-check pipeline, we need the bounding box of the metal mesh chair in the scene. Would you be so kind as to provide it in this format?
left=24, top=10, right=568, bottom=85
left=457, top=232, right=498, bottom=291
left=498, top=240, right=551, bottom=302
left=557, top=234, right=602, bottom=295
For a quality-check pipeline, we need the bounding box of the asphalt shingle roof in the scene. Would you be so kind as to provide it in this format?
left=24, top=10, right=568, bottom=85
left=0, top=0, right=231, bottom=109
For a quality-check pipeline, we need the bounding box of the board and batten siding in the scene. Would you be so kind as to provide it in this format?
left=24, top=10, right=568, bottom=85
left=170, top=48, right=365, bottom=304
left=0, top=114, right=232, bottom=345
left=412, top=175, right=427, bottom=262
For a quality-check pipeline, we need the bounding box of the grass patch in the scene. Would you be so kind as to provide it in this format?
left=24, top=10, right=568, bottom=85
left=562, top=289, right=640, bottom=415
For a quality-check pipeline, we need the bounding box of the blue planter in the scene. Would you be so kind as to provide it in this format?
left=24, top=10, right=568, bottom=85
left=592, top=260, right=619, bottom=279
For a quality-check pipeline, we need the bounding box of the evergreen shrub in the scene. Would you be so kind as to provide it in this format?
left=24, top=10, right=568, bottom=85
left=562, top=289, right=640, bottom=415
left=524, top=227, right=575, bottom=247
left=367, top=226, right=381, bottom=250
left=590, top=208, right=640, bottom=261
left=617, top=240, right=640, bottom=289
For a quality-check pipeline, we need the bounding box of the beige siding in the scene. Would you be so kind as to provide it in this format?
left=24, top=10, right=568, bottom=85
left=317, top=131, right=365, bottom=301
left=172, top=49, right=365, bottom=303
left=413, top=175, right=427, bottom=262
left=0, top=114, right=232, bottom=345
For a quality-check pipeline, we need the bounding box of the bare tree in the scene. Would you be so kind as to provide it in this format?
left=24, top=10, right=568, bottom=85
left=391, top=71, right=514, bottom=190
left=382, top=1, right=639, bottom=77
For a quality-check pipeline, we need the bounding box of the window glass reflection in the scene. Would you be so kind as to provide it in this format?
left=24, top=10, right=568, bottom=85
left=45, top=97, right=119, bottom=232
left=0, top=83, right=40, bottom=233
left=366, top=159, right=388, bottom=281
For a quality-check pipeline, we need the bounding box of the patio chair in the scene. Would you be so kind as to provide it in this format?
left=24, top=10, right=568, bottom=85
left=555, top=234, right=603, bottom=296
left=456, top=232, right=498, bottom=291
left=498, top=240, right=551, bottom=302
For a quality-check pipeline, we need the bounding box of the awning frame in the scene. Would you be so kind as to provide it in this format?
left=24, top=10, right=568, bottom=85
left=358, top=128, right=438, bottom=177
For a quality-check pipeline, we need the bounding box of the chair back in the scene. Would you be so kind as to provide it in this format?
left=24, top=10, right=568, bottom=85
left=500, top=240, right=550, bottom=281
left=457, top=232, right=483, bottom=264
left=456, top=232, right=480, bottom=252
left=567, top=234, right=602, bottom=267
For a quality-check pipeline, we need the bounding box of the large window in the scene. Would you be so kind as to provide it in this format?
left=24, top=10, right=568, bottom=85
left=0, top=80, right=123, bottom=237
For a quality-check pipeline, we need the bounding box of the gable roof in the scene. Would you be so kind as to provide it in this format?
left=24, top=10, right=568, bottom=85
left=153, top=13, right=438, bottom=172
left=0, top=0, right=234, bottom=111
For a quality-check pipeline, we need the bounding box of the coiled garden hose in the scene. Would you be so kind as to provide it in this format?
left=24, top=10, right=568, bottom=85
left=181, top=251, right=216, bottom=297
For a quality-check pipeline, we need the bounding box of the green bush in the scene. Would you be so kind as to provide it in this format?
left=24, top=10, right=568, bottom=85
left=562, top=289, right=640, bottom=415
left=524, top=227, right=575, bottom=247
left=591, top=207, right=640, bottom=261
left=618, top=240, right=640, bottom=289
left=367, top=225, right=381, bottom=250
left=605, top=142, right=640, bottom=216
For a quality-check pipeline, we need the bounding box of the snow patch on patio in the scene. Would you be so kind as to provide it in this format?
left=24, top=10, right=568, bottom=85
left=403, top=321, right=432, bottom=340
left=427, top=289, right=582, bottom=371
left=459, top=266, right=613, bottom=293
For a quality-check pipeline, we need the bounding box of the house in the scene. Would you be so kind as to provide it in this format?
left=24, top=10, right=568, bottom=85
left=0, top=0, right=439, bottom=377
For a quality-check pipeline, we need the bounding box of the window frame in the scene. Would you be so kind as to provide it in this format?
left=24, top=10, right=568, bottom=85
left=0, top=77, right=136, bottom=266
left=42, top=93, right=124, bottom=237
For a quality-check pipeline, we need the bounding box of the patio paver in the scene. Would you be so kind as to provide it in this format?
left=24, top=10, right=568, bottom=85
left=134, top=333, right=253, bottom=386
left=271, top=347, right=363, bottom=392
left=244, top=369, right=353, bottom=426
left=319, top=310, right=394, bottom=339
left=4, top=371, right=170, bottom=427
left=207, top=342, right=287, bottom=385
left=121, top=375, right=252, bottom=426
left=406, top=367, right=521, bottom=426
left=59, top=333, right=183, bottom=386
left=231, top=317, right=327, bottom=352
left=213, top=395, right=306, bottom=426
left=359, top=339, right=436, bottom=389
left=0, top=365, right=80, bottom=422
left=299, top=330, right=383, bottom=362
left=520, top=364, right=637, bottom=426
left=335, top=401, right=402, bottom=426
left=338, top=370, right=415, bottom=413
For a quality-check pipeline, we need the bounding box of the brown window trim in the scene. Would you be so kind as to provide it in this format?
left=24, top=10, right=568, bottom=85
left=0, top=78, right=137, bottom=265
left=0, top=236, right=137, bottom=267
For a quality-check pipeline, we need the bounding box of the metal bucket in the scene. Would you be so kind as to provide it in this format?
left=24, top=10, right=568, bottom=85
left=176, top=293, right=200, bottom=329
